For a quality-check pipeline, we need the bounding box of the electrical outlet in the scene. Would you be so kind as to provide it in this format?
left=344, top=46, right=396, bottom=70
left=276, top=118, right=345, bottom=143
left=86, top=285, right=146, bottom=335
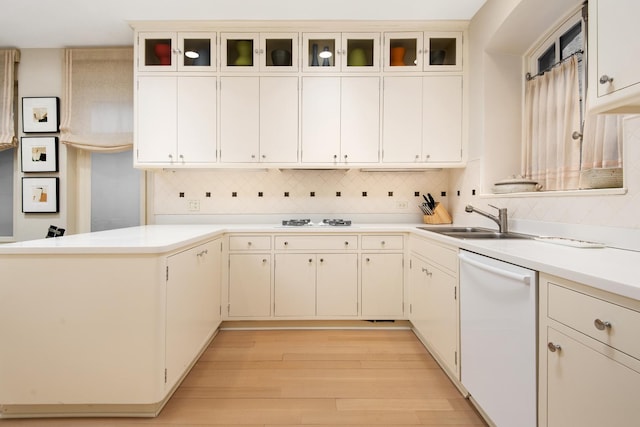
left=395, top=200, right=409, bottom=210
left=188, top=200, right=200, bottom=211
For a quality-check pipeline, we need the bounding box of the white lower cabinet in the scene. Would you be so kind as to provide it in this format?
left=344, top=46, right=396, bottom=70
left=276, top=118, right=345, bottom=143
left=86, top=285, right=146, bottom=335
left=165, top=238, right=222, bottom=390
left=539, top=274, right=640, bottom=427
left=274, top=253, right=358, bottom=317
left=409, top=236, right=459, bottom=378
left=382, top=75, right=462, bottom=163
left=228, top=254, right=271, bottom=317
left=360, top=235, right=404, bottom=319
left=136, top=75, right=217, bottom=166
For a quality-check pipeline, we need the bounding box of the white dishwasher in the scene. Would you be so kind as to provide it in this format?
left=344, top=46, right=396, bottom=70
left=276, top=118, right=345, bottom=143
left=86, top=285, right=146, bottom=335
left=459, top=250, right=537, bottom=427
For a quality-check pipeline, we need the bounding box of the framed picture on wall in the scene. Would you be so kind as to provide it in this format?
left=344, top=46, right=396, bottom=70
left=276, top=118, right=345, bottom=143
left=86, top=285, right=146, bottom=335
left=22, top=177, right=59, bottom=213
left=20, top=136, right=58, bottom=172
left=22, top=97, right=60, bottom=133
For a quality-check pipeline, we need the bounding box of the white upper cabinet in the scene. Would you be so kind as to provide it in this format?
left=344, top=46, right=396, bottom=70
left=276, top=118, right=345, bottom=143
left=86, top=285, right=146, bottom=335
left=303, top=32, right=380, bottom=73
left=382, top=75, right=462, bottom=163
left=588, top=0, right=640, bottom=113
left=221, top=32, right=299, bottom=73
left=135, top=76, right=217, bottom=166
left=133, top=23, right=466, bottom=169
left=137, top=31, right=216, bottom=72
left=301, top=76, right=380, bottom=164
left=220, top=76, right=299, bottom=163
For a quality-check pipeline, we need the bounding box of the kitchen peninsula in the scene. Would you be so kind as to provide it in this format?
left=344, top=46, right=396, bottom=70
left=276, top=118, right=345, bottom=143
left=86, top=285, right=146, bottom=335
left=1, top=223, right=639, bottom=424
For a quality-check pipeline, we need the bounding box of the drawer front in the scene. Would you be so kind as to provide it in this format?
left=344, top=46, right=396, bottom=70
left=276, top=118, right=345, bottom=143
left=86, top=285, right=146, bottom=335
left=548, top=283, right=640, bottom=360
left=229, top=235, right=272, bottom=251
left=410, top=236, right=457, bottom=274
left=361, top=235, right=404, bottom=250
left=274, top=235, right=358, bottom=250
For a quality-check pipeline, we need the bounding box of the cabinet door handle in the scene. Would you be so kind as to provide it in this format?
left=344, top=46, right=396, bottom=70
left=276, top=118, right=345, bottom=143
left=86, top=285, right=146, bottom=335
left=594, top=318, right=612, bottom=330
left=547, top=342, right=561, bottom=352
left=599, top=75, right=614, bottom=85
left=196, top=249, right=208, bottom=257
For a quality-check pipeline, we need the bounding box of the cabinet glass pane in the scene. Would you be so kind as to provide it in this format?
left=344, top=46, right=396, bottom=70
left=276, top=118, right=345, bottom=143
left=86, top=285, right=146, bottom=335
left=183, top=38, right=211, bottom=67
left=145, top=38, right=173, bottom=67
left=389, top=38, right=418, bottom=67
left=307, top=38, right=336, bottom=68
left=265, top=38, right=293, bottom=67
left=347, top=39, right=374, bottom=67
left=226, top=39, right=254, bottom=67
left=429, top=38, right=456, bottom=66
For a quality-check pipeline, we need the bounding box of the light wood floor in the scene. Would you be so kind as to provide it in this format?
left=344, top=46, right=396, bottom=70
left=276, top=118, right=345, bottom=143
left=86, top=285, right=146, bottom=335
left=1, top=328, right=487, bottom=426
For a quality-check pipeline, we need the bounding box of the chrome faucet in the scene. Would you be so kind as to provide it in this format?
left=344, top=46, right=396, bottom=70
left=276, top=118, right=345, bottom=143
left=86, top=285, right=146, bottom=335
left=465, top=204, right=508, bottom=233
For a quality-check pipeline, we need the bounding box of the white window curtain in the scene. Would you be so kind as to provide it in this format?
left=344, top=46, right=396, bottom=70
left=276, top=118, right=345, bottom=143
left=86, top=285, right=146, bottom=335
left=60, top=48, right=133, bottom=152
left=0, top=49, right=20, bottom=151
left=523, top=55, right=581, bottom=191
left=580, top=101, right=623, bottom=170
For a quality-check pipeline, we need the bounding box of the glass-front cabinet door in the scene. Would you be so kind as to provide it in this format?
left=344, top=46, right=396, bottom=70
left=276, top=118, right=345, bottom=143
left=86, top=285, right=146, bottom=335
left=384, top=32, right=424, bottom=71
left=260, top=33, right=298, bottom=71
left=303, top=33, right=341, bottom=72
left=221, top=33, right=259, bottom=72
left=342, top=33, right=380, bottom=72
left=423, top=32, right=462, bottom=71
left=177, top=32, right=216, bottom=71
left=138, top=32, right=216, bottom=72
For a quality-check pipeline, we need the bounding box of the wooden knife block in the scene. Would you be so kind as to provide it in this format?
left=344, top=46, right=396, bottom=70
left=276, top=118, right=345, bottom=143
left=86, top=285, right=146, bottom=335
left=423, top=203, right=452, bottom=224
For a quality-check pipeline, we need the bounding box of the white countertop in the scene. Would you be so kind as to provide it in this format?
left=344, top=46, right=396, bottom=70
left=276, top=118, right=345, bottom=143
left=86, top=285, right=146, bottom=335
left=1, top=223, right=638, bottom=301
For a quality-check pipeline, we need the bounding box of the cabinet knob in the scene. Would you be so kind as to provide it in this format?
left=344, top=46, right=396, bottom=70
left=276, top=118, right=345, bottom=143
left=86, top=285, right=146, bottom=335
left=262, top=258, right=267, bottom=263
left=251, top=154, right=256, bottom=159
left=262, top=154, right=266, bottom=159
left=415, top=154, right=420, bottom=160
left=247, top=241, right=252, bottom=246
left=425, top=154, right=431, bottom=160
left=179, top=154, right=184, bottom=161
left=547, top=342, right=561, bottom=352
left=333, top=154, right=338, bottom=159
left=594, top=318, right=612, bottom=331
left=381, top=241, right=386, bottom=245
left=365, top=257, right=370, bottom=262
left=308, top=258, right=313, bottom=263
left=344, top=154, right=348, bottom=160
left=254, top=48, right=260, bottom=54
left=599, top=75, right=614, bottom=85
left=344, top=241, right=349, bottom=246
left=319, top=258, right=324, bottom=263
left=284, top=241, right=289, bottom=246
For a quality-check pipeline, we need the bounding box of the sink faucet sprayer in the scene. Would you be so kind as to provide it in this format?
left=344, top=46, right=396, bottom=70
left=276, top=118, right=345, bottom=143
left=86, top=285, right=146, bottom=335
left=465, top=204, right=508, bottom=233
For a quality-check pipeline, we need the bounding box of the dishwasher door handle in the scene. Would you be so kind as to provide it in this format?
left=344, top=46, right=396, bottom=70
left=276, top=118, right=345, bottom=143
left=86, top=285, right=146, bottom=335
left=459, top=253, right=531, bottom=285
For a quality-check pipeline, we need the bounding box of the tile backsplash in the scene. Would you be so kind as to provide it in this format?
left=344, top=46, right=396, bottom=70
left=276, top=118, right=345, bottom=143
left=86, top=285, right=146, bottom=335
left=152, top=168, right=449, bottom=222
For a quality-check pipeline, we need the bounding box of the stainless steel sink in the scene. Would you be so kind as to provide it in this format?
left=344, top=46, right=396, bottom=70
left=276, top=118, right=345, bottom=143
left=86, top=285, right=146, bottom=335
left=417, top=226, right=533, bottom=239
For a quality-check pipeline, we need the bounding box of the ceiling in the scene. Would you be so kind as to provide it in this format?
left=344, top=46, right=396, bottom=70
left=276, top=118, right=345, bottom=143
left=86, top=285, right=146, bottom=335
left=1, top=0, right=486, bottom=48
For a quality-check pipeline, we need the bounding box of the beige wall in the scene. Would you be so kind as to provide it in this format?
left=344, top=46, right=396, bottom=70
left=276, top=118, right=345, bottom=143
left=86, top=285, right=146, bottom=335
left=13, top=49, right=73, bottom=242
